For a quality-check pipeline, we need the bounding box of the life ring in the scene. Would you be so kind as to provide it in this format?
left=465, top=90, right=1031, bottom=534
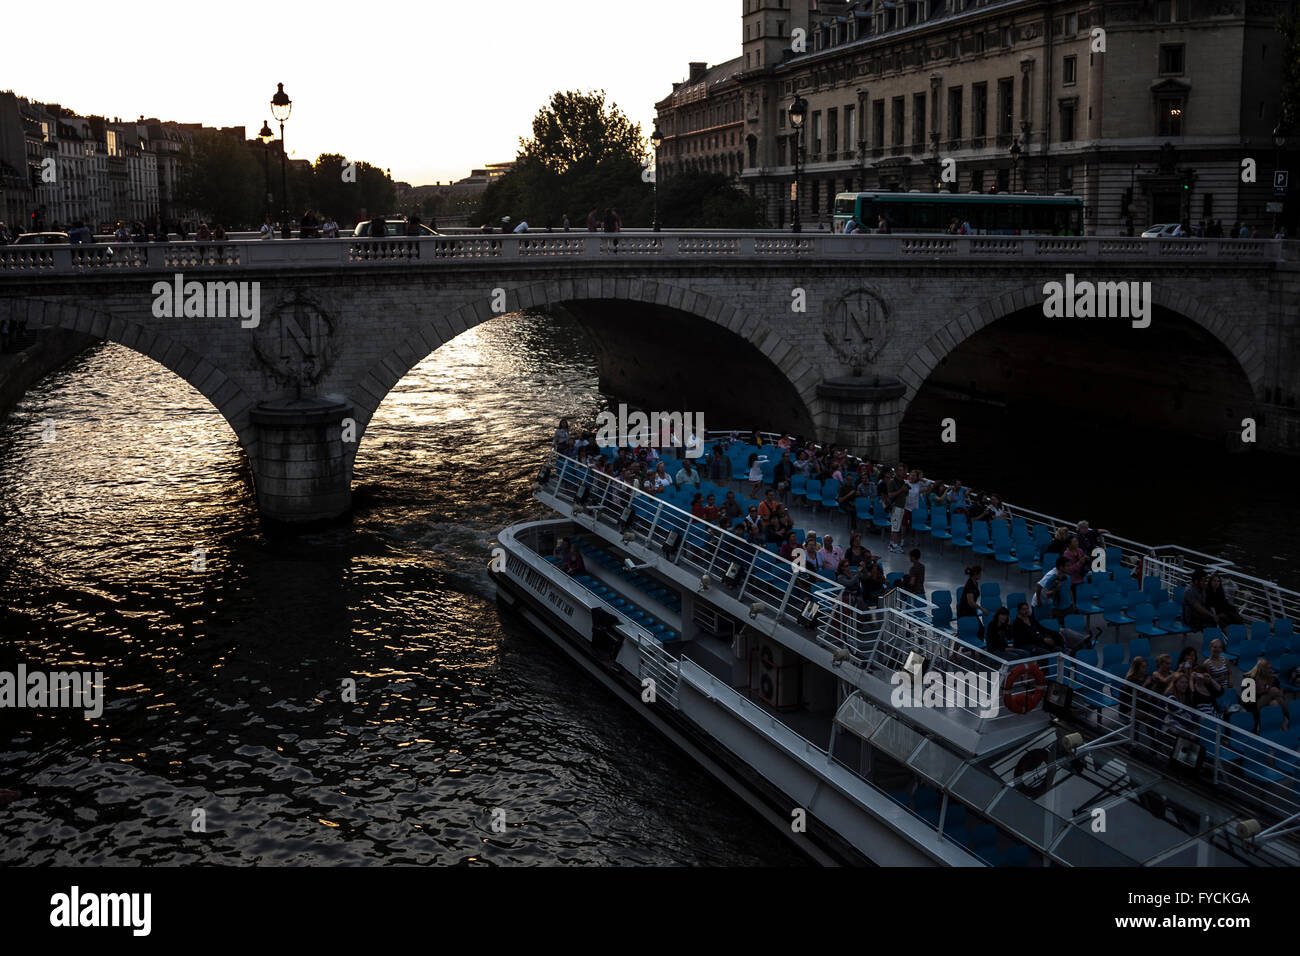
left=1003, top=662, right=1047, bottom=714
left=1013, top=748, right=1056, bottom=797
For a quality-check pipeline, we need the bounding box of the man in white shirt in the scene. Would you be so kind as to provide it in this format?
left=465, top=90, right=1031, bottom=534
left=675, top=460, right=701, bottom=490
left=513, top=220, right=530, bottom=233
left=1032, top=558, right=1068, bottom=609
left=258, top=216, right=276, bottom=240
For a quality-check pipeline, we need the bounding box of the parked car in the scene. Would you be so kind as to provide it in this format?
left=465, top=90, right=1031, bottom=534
left=1140, top=223, right=1184, bottom=238
left=352, top=219, right=439, bottom=237
left=13, top=231, right=70, bottom=245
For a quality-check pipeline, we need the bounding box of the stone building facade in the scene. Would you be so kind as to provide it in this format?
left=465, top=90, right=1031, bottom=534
left=657, top=0, right=1293, bottom=235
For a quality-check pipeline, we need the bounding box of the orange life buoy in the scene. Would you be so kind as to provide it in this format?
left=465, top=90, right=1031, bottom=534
left=1003, top=662, right=1047, bottom=714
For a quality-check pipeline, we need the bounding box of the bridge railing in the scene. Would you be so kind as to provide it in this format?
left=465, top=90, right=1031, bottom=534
left=0, top=234, right=1286, bottom=273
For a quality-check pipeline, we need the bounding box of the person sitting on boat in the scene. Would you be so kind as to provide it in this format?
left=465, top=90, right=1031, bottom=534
left=836, top=560, right=864, bottom=609
left=779, top=532, right=800, bottom=561
left=742, top=506, right=763, bottom=541
left=1144, top=654, right=1178, bottom=696
left=773, top=451, right=795, bottom=507
left=845, top=532, right=869, bottom=570
left=675, top=459, right=701, bottom=490
left=648, top=462, right=672, bottom=495
left=1181, top=570, right=1218, bottom=631
left=1074, top=520, right=1108, bottom=557
left=703, top=493, right=721, bottom=525
left=860, top=555, right=887, bottom=607
left=986, top=607, right=1028, bottom=660
left=1206, top=572, right=1244, bottom=627
left=758, top=489, right=781, bottom=522
left=1242, top=658, right=1288, bottom=731
left=562, top=539, right=586, bottom=576
left=958, top=566, right=986, bottom=642
left=818, top=534, right=843, bottom=573
left=721, top=490, right=743, bottom=524
left=1013, top=602, right=1056, bottom=655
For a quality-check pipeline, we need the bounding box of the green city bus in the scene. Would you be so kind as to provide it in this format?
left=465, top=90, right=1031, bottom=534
left=833, top=191, right=1084, bottom=235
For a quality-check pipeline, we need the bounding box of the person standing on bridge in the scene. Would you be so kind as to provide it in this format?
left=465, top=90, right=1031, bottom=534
left=370, top=213, right=388, bottom=237
left=562, top=213, right=570, bottom=231
left=587, top=209, right=599, bottom=231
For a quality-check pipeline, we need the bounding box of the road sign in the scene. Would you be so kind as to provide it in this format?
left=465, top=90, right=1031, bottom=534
left=1276, top=170, right=1289, bottom=196
left=1267, top=201, right=1284, bottom=213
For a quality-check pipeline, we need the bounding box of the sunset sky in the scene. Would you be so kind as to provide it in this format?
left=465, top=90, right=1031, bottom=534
left=7, top=0, right=736, bottom=185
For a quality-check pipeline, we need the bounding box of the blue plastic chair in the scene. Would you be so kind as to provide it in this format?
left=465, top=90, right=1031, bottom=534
left=1155, top=600, right=1189, bottom=635
left=1131, top=603, right=1166, bottom=637
left=1128, top=637, right=1151, bottom=662
left=820, top=478, right=841, bottom=512
left=970, top=523, right=994, bottom=556
left=950, top=514, right=972, bottom=548
left=802, top=477, right=822, bottom=506
left=911, top=501, right=931, bottom=534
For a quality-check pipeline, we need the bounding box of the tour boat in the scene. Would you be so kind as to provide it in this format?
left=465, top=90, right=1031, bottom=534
left=490, top=435, right=1300, bottom=866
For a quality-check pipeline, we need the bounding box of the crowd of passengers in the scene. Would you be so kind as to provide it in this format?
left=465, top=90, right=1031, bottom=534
left=551, top=422, right=1290, bottom=734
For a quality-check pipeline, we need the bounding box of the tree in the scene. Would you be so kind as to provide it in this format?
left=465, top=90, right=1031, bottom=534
left=476, top=91, right=652, bottom=227
left=177, top=130, right=262, bottom=228
left=521, top=90, right=645, bottom=176
left=659, top=170, right=765, bottom=228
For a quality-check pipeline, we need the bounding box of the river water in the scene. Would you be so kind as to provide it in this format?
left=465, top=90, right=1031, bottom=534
left=0, top=308, right=1293, bottom=866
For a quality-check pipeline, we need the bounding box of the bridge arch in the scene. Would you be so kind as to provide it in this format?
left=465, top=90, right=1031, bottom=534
left=350, top=277, right=822, bottom=444
left=0, top=297, right=259, bottom=453
left=897, top=280, right=1268, bottom=415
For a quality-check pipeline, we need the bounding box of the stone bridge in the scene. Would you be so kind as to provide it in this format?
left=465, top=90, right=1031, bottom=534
left=1, top=233, right=1295, bottom=522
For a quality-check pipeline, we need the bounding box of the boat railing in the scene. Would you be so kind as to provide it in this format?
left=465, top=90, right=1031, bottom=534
left=543, top=451, right=929, bottom=672
left=1043, top=654, right=1300, bottom=851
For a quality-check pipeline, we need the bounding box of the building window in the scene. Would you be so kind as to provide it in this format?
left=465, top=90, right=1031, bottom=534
left=1159, top=44, right=1185, bottom=75
left=972, top=82, right=988, bottom=141
left=970, top=168, right=984, bottom=192
left=997, top=77, right=1014, bottom=136
left=1063, top=55, right=1077, bottom=85
left=1157, top=97, right=1184, bottom=136
left=948, top=86, right=963, bottom=143
left=1060, top=165, right=1074, bottom=190
left=1001, top=26, right=1013, bottom=47
left=828, top=108, right=839, bottom=156
left=1065, top=12, right=1077, bottom=34
left=892, top=96, right=905, bottom=146
left=873, top=99, right=886, bottom=149
left=1156, top=0, right=1190, bottom=21
left=779, top=109, right=786, bottom=128
left=913, top=92, right=927, bottom=148
left=844, top=104, right=856, bottom=152
left=1059, top=102, right=1076, bottom=141
left=812, top=111, right=823, bottom=154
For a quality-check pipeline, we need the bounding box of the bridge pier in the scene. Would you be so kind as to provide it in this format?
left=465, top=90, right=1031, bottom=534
left=816, top=377, right=907, bottom=463
left=248, top=398, right=355, bottom=524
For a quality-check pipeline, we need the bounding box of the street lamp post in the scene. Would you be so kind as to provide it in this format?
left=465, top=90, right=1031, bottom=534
left=258, top=120, right=274, bottom=223
left=1274, top=121, right=1289, bottom=238
left=651, top=125, right=663, bottom=232
left=1009, top=139, right=1022, bottom=194
left=789, top=95, right=807, bottom=233
left=270, top=83, right=292, bottom=239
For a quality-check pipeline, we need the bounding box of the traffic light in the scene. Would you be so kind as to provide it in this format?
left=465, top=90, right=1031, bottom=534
left=1181, top=169, right=1194, bottom=191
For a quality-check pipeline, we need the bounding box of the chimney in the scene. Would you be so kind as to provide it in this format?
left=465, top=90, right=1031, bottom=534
left=688, top=62, right=708, bottom=83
